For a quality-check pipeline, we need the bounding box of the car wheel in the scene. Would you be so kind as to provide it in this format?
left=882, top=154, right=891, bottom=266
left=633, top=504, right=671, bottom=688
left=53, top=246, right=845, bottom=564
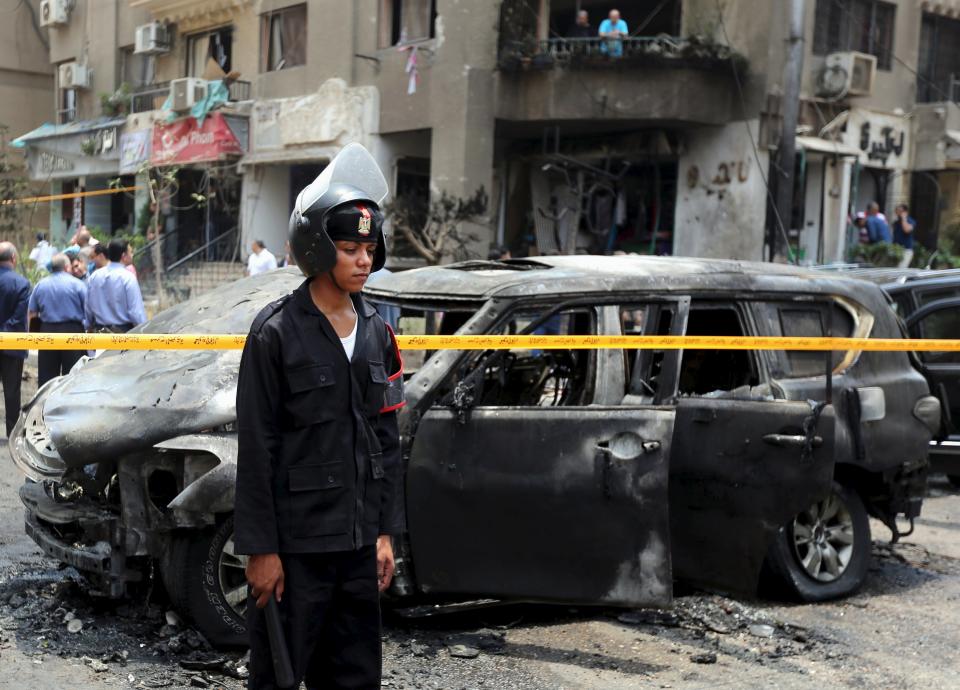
left=764, top=481, right=871, bottom=602
left=161, top=516, right=248, bottom=647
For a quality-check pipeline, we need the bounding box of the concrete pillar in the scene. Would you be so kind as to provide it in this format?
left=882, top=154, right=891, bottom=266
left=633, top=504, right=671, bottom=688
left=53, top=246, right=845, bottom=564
left=426, top=0, right=499, bottom=259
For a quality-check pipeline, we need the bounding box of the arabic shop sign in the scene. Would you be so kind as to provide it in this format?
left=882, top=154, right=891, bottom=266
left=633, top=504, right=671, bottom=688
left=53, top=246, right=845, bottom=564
left=844, top=109, right=910, bottom=170
left=119, top=129, right=151, bottom=174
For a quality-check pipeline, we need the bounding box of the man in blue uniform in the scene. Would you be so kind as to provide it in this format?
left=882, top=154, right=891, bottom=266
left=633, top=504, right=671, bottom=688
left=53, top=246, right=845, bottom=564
left=0, top=242, right=31, bottom=436
left=236, top=144, right=404, bottom=690
left=28, top=253, right=87, bottom=386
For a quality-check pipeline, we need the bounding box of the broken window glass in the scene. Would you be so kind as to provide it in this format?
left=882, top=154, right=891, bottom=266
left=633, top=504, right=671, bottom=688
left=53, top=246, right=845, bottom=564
left=380, top=0, right=437, bottom=46
left=678, top=306, right=758, bottom=396
left=446, top=308, right=596, bottom=408
left=187, top=26, right=233, bottom=78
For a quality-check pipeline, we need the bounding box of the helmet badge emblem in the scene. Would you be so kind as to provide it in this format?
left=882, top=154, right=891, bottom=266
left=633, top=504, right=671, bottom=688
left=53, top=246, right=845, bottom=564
left=357, top=204, right=372, bottom=236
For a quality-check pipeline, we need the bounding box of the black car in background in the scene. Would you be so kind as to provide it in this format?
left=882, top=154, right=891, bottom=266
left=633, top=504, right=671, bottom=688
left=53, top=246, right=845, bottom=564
left=823, top=267, right=960, bottom=486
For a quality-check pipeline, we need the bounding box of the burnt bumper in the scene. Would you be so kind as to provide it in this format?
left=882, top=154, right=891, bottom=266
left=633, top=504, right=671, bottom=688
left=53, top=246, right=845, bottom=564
left=19, top=482, right=133, bottom=597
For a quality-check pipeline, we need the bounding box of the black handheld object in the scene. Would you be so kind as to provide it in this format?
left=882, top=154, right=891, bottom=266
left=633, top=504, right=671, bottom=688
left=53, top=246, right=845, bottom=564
left=265, top=596, right=296, bottom=688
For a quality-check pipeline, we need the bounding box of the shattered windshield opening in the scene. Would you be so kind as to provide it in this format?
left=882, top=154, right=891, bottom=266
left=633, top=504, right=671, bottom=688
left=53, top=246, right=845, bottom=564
left=367, top=300, right=482, bottom=375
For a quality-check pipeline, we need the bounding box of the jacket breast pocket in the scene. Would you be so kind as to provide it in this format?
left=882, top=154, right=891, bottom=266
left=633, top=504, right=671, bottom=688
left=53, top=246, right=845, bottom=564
left=365, top=360, right=387, bottom=416
left=288, top=461, right=348, bottom=537
left=285, top=363, right=338, bottom=427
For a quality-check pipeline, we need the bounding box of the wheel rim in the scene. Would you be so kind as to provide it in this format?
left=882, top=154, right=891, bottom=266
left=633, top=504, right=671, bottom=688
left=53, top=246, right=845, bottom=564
left=219, top=535, right=249, bottom=617
left=791, top=491, right=855, bottom=583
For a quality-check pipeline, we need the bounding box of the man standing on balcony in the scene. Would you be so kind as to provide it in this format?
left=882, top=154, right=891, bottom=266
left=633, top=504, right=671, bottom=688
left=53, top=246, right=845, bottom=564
left=85, top=239, right=147, bottom=333
left=599, top=9, right=629, bottom=58
left=247, top=239, right=278, bottom=277
left=568, top=10, right=592, bottom=38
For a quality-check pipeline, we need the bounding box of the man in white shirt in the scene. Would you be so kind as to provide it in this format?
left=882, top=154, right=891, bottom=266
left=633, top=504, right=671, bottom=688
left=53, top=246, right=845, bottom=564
left=246, top=240, right=278, bottom=276
left=28, top=233, right=57, bottom=271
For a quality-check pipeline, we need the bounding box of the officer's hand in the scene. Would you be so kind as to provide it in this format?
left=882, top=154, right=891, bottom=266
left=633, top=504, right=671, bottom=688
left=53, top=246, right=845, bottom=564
left=246, top=553, right=285, bottom=609
left=376, top=535, right=395, bottom=593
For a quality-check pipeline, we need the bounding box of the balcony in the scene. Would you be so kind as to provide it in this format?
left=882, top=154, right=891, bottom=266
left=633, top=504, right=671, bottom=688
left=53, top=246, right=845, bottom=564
left=498, top=36, right=738, bottom=72
left=129, top=80, right=252, bottom=115
left=495, top=36, right=742, bottom=126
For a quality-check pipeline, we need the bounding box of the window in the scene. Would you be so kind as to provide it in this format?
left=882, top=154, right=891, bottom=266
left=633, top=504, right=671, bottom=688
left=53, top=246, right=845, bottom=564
left=620, top=303, right=676, bottom=403
left=914, top=309, right=960, bottom=364
left=59, top=87, right=76, bottom=124
left=379, top=0, right=437, bottom=47
left=187, top=26, right=233, bottom=78
left=678, top=306, right=757, bottom=395
left=444, top=308, right=595, bottom=408
left=120, top=46, right=155, bottom=87
left=753, top=301, right=855, bottom=378
left=260, top=4, right=307, bottom=72
left=813, top=0, right=895, bottom=71
left=917, top=13, right=960, bottom=103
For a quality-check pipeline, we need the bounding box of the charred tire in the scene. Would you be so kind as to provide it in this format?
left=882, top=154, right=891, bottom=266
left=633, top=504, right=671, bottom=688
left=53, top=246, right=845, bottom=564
left=765, top=481, right=871, bottom=602
left=160, top=516, right=248, bottom=647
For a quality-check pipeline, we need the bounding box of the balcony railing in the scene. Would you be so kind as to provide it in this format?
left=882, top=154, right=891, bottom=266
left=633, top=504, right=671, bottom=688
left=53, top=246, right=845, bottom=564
left=129, top=80, right=252, bottom=114
left=498, top=36, right=737, bottom=72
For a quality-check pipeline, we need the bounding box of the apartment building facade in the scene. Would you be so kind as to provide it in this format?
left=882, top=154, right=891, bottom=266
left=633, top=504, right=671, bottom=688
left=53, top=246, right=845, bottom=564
left=0, top=0, right=54, bottom=230
left=12, top=0, right=960, bottom=269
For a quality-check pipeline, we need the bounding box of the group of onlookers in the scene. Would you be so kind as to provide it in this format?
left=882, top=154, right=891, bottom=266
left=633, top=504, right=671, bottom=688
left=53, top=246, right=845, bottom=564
left=855, top=202, right=917, bottom=268
left=0, top=232, right=147, bottom=437
left=568, top=8, right=630, bottom=56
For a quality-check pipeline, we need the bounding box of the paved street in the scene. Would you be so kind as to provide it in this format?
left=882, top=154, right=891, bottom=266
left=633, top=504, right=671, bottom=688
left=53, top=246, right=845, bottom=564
left=1, top=361, right=959, bottom=689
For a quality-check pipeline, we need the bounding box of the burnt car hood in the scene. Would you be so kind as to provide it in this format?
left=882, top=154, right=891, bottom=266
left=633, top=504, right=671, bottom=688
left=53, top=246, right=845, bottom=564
left=44, top=268, right=305, bottom=467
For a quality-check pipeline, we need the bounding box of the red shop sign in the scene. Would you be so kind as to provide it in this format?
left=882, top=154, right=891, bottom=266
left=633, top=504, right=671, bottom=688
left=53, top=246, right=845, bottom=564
left=151, top=112, right=243, bottom=166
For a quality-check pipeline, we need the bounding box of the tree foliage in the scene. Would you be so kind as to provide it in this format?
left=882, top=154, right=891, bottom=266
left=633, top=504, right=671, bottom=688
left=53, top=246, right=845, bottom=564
left=385, top=187, right=489, bottom=265
left=0, top=124, right=28, bottom=239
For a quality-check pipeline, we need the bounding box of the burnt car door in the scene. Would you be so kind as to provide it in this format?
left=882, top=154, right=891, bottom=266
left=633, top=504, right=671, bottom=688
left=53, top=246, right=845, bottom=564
left=905, top=297, right=960, bottom=475
left=405, top=303, right=678, bottom=607
left=664, top=299, right=837, bottom=595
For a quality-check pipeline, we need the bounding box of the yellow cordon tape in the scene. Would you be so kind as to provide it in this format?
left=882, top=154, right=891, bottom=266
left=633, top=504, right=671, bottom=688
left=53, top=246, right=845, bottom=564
left=0, top=186, right=141, bottom=206
left=0, top=333, right=959, bottom=352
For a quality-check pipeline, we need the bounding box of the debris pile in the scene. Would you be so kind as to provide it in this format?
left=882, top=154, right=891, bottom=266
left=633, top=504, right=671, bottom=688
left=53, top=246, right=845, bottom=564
left=0, top=569, right=247, bottom=688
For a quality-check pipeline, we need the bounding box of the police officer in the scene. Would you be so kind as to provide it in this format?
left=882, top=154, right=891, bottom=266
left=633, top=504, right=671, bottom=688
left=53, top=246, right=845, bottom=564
left=235, top=144, right=404, bottom=689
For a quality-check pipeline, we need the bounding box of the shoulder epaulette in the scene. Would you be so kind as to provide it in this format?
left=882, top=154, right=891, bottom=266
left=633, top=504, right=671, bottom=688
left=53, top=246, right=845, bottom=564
left=250, top=294, right=292, bottom=335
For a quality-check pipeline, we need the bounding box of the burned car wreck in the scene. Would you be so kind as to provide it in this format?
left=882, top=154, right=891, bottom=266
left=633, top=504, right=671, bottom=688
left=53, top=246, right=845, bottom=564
left=9, top=256, right=938, bottom=646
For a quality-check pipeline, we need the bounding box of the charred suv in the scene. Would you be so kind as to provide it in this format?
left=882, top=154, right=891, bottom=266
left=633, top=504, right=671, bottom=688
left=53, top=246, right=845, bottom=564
left=10, top=257, right=937, bottom=645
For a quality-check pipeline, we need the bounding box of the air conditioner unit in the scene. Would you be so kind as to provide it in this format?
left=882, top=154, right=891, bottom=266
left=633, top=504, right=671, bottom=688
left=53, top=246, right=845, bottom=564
left=58, top=61, right=90, bottom=90
left=39, top=0, right=69, bottom=27
left=170, top=77, right=208, bottom=112
left=135, top=22, right=170, bottom=55
left=818, top=51, right=877, bottom=98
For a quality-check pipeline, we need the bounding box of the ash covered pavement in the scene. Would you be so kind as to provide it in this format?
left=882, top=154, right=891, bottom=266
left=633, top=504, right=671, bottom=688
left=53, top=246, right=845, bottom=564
left=2, top=365, right=960, bottom=689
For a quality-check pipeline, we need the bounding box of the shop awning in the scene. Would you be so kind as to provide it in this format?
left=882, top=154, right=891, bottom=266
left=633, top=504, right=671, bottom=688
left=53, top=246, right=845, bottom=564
left=12, top=117, right=127, bottom=146
left=796, top=135, right=861, bottom=157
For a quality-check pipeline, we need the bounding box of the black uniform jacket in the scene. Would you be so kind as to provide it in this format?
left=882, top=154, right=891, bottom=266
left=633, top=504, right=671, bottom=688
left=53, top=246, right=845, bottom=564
left=234, top=280, right=405, bottom=555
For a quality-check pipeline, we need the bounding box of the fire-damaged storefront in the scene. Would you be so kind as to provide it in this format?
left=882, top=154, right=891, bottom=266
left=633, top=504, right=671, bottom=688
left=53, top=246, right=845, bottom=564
left=498, top=129, right=680, bottom=256
left=148, top=111, right=248, bottom=266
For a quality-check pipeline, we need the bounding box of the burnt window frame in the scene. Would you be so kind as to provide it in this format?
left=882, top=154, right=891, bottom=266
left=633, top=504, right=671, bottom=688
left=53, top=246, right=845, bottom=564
left=442, top=302, right=600, bottom=409
left=259, top=3, right=307, bottom=73
left=750, top=299, right=856, bottom=379
left=678, top=301, right=762, bottom=395
left=813, top=0, right=896, bottom=71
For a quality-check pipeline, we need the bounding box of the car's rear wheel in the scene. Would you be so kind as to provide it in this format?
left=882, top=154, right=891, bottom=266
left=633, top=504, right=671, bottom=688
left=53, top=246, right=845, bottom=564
left=764, top=481, right=871, bottom=601
left=161, top=515, right=248, bottom=647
